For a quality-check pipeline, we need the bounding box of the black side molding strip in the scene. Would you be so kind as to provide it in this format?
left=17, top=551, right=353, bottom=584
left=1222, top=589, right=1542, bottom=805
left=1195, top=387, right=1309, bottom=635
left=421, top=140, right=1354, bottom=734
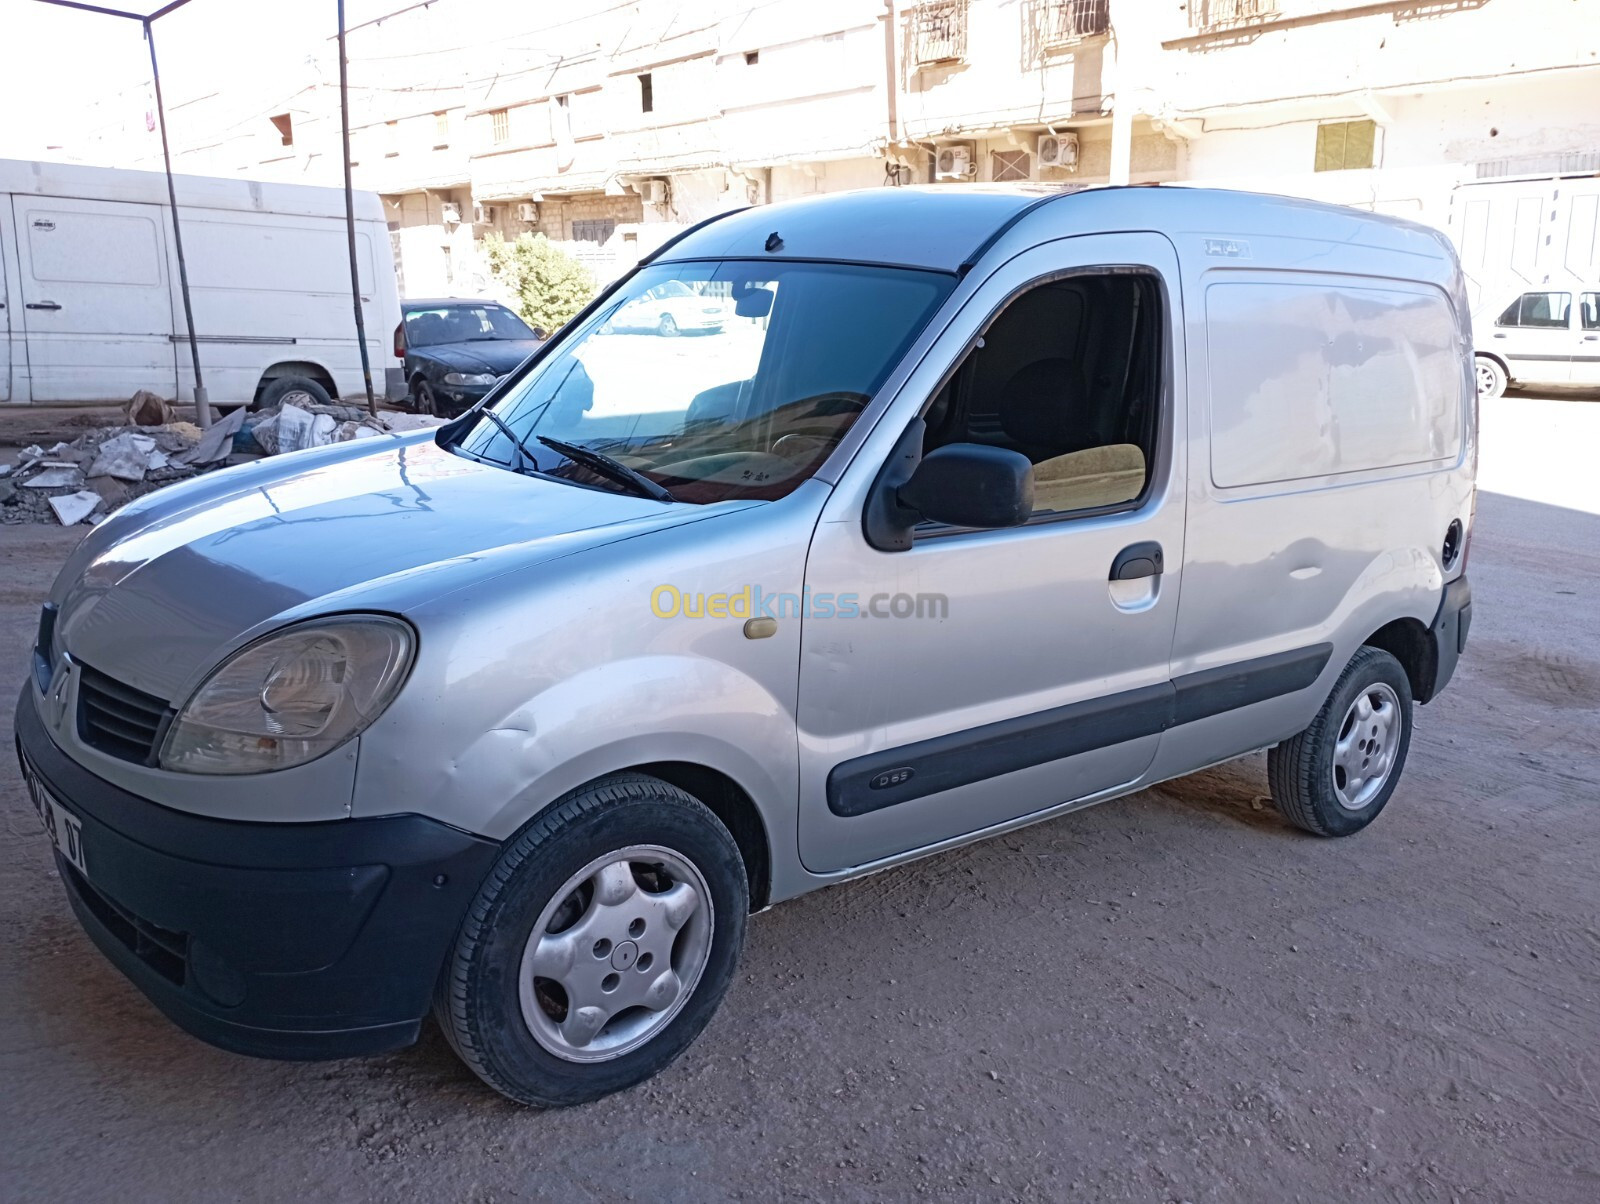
left=826, top=643, right=1332, bottom=818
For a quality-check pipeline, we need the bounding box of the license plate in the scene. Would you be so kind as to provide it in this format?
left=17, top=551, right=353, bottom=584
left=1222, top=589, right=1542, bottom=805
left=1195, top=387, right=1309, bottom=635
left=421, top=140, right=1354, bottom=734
left=23, top=760, right=88, bottom=877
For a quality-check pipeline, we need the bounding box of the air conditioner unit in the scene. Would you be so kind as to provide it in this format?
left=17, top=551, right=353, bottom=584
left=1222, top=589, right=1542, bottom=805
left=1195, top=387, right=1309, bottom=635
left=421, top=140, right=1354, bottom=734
left=472, top=203, right=496, bottom=225
left=516, top=201, right=538, bottom=223
left=934, top=145, right=972, bottom=181
left=440, top=202, right=461, bottom=225
left=639, top=178, right=667, bottom=205
left=1037, top=131, right=1080, bottom=171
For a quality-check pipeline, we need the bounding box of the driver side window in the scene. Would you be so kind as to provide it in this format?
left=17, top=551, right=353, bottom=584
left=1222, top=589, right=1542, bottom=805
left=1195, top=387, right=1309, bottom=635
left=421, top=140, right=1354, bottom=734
left=922, top=272, right=1162, bottom=520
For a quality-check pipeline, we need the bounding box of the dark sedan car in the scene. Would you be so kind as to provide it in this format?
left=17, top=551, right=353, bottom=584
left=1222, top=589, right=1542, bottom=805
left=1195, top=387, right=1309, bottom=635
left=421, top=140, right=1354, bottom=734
left=395, top=299, right=546, bottom=418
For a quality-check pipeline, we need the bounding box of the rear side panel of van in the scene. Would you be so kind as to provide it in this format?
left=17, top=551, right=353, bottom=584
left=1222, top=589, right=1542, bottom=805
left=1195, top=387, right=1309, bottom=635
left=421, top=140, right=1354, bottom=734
left=1151, top=219, right=1475, bottom=784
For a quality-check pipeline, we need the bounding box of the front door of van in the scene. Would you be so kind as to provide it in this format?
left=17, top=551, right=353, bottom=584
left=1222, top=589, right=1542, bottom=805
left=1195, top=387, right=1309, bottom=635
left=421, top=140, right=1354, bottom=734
left=12, top=196, right=177, bottom=402
left=796, top=234, right=1187, bottom=875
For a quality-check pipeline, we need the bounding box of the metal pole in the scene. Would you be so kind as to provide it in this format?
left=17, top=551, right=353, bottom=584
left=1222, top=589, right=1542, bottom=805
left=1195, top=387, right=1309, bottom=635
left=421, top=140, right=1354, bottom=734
left=145, top=18, right=210, bottom=427
left=338, top=0, right=378, bottom=416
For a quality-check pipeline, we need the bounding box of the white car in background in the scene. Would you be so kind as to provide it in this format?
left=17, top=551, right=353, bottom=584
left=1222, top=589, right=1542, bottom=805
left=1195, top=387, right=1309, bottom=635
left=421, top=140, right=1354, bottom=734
left=602, top=280, right=727, bottom=336
left=1474, top=286, right=1600, bottom=396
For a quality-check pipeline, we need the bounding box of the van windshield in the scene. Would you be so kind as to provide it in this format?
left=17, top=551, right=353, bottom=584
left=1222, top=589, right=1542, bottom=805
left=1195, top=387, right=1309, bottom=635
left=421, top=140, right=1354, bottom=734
left=448, top=260, right=954, bottom=503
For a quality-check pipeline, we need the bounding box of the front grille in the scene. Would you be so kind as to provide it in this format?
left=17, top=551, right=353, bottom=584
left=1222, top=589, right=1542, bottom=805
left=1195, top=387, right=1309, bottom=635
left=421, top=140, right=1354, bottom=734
left=77, top=664, right=173, bottom=765
left=64, top=862, right=188, bottom=986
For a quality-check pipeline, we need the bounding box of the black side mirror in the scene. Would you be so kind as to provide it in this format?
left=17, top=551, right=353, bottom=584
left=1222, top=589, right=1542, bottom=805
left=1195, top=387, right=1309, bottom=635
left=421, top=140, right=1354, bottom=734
left=864, top=427, right=1034, bottom=552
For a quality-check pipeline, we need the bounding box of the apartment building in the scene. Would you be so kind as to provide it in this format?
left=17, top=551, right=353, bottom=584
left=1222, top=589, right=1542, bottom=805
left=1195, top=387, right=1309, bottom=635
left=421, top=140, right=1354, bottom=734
left=59, top=0, right=1598, bottom=297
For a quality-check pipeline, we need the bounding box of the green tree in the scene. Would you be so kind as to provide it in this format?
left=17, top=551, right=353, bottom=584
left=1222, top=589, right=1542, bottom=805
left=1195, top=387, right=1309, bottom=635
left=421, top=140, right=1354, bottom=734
left=482, top=232, right=596, bottom=334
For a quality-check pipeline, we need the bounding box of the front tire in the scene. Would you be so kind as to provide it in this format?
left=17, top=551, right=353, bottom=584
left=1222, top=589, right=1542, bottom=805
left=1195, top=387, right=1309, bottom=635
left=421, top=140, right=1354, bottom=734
left=435, top=774, right=748, bottom=1107
left=1267, top=646, right=1413, bottom=837
left=658, top=314, right=679, bottom=337
left=411, top=377, right=438, bottom=416
left=1476, top=355, right=1508, bottom=399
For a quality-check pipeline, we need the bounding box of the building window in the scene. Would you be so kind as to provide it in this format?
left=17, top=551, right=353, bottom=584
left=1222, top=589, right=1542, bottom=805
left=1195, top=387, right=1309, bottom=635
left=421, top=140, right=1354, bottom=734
left=269, top=113, right=293, bottom=147
left=991, top=149, right=1032, bottom=182
left=1314, top=119, right=1376, bottom=172
left=912, top=0, right=968, bottom=66
left=1191, top=0, right=1278, bottom=28
left=384, top=120, right=399, bottom=158
left=744, top=50, right=760, bottom=65
left=434, top=111, right=449, bottom=149
left=551, top=93, right=571, bottom=143
left=1030, top=0, right=1109, bottom=54
left=572, top=218, right=617, bottom=243
left=491, top=108, right=510, bottom=144
left=639, top=73, right=654, bottom=113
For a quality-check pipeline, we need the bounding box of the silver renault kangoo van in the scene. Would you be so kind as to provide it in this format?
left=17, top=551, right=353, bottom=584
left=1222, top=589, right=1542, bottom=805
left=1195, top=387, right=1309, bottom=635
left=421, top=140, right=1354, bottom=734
left=18, top=186, right=1475, bottom=1106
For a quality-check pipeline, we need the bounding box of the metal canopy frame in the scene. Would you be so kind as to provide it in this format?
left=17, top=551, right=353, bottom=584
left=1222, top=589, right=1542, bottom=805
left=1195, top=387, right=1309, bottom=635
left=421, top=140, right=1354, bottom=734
left=31, top=0, right=378, bottom=424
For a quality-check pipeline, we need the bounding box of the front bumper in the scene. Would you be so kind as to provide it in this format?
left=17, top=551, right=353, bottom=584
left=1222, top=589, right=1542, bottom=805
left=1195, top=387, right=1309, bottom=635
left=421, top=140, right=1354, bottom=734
left=16, top=683, right=500, bottom=1060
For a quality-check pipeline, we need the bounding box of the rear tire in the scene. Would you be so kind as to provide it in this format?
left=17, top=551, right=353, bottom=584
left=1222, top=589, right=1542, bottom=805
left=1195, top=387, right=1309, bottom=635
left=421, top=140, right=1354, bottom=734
left=434, top=773, right=748, bottom=1107
left=1267, top=646, right=1413, bottom=837
left=1475, top=355, right=1508, bottom=399
left=256, top=374, right=332, bottom=412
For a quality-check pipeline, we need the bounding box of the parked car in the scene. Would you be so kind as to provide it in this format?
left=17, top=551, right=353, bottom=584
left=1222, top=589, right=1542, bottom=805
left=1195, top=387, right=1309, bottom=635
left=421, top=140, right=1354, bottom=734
left=395, top=299, right=545, bottom=417
left=600, top=279, right=727, bottom=335
left=1473, top=286, right=1600, bottom=396
left=0, top=157, right=402, bottom=408
left=18, top=186, right=1475, bottom=1109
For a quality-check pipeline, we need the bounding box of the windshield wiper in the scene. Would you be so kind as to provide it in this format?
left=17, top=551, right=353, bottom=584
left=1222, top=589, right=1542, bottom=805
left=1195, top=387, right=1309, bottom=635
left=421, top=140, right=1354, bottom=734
left=537, top=436, right=676, bottom=503
left=472, top=407, right=539, bottom=473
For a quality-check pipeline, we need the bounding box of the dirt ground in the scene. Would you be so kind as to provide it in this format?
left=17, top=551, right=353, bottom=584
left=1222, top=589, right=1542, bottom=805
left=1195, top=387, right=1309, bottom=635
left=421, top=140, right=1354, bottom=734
left=2, top=398, right=1597, bottom=1202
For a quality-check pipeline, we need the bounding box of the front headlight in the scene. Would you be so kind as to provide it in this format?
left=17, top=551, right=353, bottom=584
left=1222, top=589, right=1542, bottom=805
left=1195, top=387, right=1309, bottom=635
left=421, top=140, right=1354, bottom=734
left=160, top=616, right=415, bottom=775
left=443, top=372, right=497, bottom=386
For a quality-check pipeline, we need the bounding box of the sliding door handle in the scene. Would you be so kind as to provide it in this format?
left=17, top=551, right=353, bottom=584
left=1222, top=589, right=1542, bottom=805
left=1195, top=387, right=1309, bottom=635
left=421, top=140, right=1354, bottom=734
left=1111, top=541, right=1164, bottom=581
left=26, top=301, right=62, bottom=311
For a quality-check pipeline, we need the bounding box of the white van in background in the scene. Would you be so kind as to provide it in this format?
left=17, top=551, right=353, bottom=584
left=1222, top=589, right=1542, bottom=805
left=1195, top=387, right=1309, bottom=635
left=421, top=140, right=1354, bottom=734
left=0, top=159, right=402, bottom=408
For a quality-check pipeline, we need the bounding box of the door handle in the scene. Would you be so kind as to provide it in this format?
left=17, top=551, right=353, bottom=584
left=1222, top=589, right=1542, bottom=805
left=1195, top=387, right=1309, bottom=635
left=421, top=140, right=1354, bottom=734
left=1584, top=335, right=1599, bottom=341
left=1492, top=332, right=1507, bottom=338
left=1111, top=541, right=1164, bottom=581
left=26, top=301, right=62, bottom=311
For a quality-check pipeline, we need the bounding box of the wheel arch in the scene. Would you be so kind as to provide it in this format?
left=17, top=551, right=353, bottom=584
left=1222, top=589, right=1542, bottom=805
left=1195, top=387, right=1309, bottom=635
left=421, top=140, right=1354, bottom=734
left=629, top=762, right=772, bottom=911
left=1362, top=616, right=1436, bottom=704
left=253, top=359, right=339, bottom=403
left=1474, top=349, right=1511, bottom=380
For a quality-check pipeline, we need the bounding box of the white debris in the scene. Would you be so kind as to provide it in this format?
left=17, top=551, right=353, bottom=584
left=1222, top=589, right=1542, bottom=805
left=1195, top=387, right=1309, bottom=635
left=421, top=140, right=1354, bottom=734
left=0, top=463, right=12, bottom=479
left=146, top=447, right=171, bottom=471
left=48, top=491, right=102, bottom=526
left=21, top=467, right=82, bottom=489
left=274, top=404, right=316, bottom=453
left=87, top=432, right=158, bottom=481
left=375, top=412, right=448, bottom=434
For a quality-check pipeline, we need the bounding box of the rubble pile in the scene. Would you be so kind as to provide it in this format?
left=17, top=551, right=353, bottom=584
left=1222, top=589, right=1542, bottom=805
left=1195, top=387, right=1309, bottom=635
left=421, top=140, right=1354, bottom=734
left=2, top=396, right=444, bottom=527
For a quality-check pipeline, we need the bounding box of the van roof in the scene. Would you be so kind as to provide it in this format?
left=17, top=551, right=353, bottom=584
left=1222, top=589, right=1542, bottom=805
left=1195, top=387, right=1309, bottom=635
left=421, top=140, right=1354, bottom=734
left=656, top=184, right=1456, bottom=274
left=0, top=157, right=386, bottom=222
